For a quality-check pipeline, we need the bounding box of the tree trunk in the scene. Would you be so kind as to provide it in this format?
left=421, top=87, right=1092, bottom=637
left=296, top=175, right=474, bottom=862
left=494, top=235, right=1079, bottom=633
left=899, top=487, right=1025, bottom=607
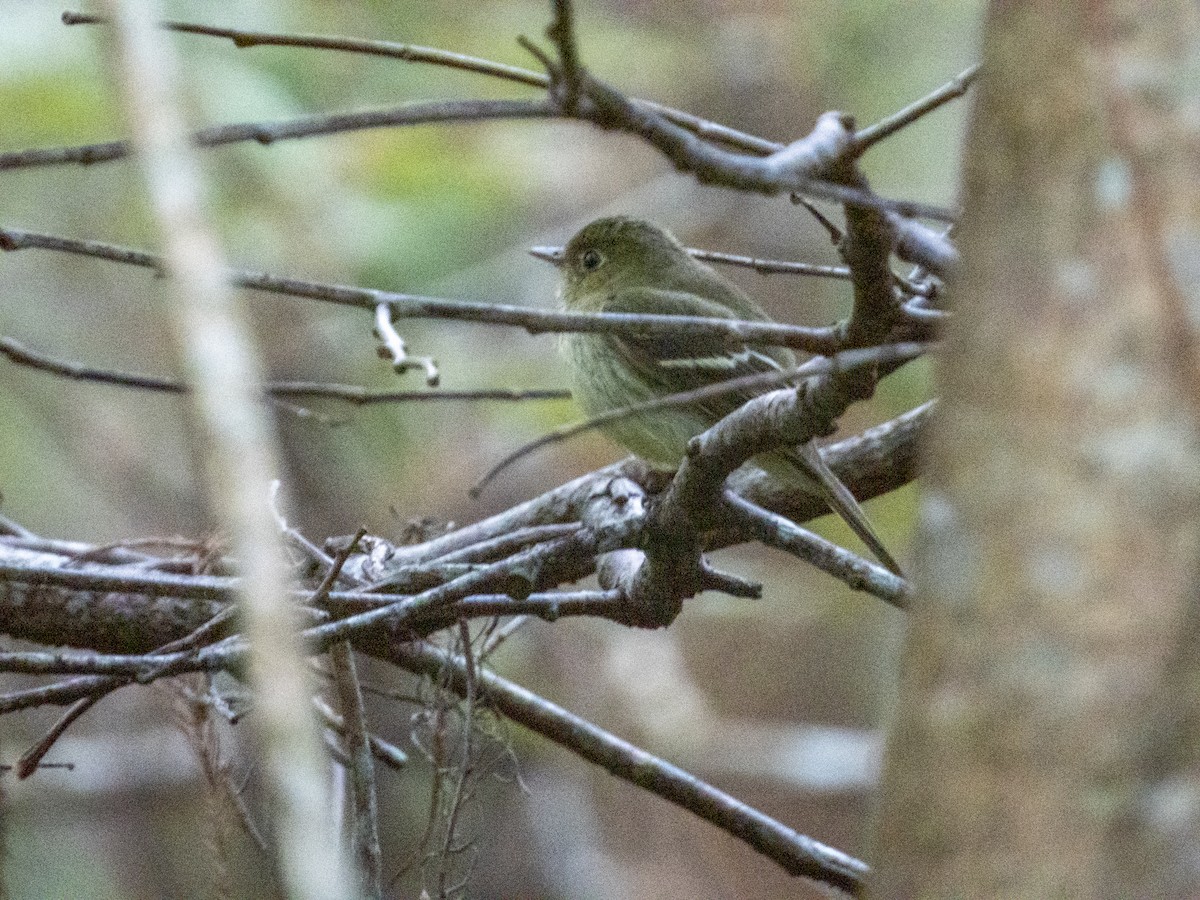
left=871, top=1, right=1200, bottom=896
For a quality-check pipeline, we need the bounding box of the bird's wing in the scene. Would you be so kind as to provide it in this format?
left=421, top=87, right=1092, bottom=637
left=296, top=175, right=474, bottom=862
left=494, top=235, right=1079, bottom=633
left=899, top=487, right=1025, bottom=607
left=600, top=287, right=797, bottom=423
left=603, top=289, right=905, bottom=577
left=783, top=443, right=904, bottom=576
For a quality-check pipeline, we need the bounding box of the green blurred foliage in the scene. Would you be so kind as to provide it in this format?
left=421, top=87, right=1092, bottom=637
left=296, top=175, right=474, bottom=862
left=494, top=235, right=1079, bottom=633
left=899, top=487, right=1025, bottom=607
left=0, top=1, right=980, bottom=897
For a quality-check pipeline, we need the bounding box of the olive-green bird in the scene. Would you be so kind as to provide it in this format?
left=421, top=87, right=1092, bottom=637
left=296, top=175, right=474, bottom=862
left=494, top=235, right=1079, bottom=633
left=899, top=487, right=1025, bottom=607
left=534, top=216, right=902, bottom=576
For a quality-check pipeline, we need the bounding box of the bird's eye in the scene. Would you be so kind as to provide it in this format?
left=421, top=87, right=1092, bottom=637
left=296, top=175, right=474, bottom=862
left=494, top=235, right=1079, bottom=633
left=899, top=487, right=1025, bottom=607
left=580, top=249, right=604, bottom=271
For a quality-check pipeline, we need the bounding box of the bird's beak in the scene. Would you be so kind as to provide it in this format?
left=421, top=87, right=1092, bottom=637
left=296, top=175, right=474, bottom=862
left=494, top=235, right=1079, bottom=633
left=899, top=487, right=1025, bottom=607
left=529, top=245, right=565, bottom=266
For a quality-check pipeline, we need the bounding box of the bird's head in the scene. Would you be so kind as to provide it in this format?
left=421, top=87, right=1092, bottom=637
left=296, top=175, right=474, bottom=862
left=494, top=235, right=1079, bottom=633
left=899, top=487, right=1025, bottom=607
left=532, top=217, right=689, bottom=308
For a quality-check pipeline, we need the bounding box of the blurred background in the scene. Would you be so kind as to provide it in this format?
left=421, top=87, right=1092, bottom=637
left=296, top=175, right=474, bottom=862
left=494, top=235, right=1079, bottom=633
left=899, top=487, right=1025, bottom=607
left=0, top=0, right=979, bottom=896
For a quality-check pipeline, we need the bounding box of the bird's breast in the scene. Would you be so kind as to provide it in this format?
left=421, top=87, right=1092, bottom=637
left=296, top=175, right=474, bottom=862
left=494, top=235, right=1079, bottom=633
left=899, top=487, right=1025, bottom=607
left=560, top=332, right=708, bottom=469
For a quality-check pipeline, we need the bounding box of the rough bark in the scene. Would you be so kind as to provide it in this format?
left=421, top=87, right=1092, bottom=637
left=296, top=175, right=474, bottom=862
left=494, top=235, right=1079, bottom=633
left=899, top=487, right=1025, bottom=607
left=871, top=1, right=1200, bottom=896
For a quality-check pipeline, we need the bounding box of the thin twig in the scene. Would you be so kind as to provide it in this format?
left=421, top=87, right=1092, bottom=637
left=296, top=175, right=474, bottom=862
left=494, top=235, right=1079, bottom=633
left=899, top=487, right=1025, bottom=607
left=576, top=71, right=955, bottom=222
left=62, top=12, right=550, bottom=85
left=15, top=695, right=102, bottom=778
left=1, top=762, right=75, bottom=774
left=430, top=523, right=582, bottom=565
left=0, top=512, right=37, bottom=539
left=545, top=0, right=582, bottom=113
left=0, top=227, right=842, bottom=355
left=271, top=480, right=341, bottom=571
left=722, top=491, right=909, bottom=608
left=310, top=528, right=369, bottom=601
left=900, top=304, right=949, bottom=325
left=529, top=243, right=852, bottom=279
left=34, top=535, right=187, bottom=567
left=688, top=249, right=849, bottom=279
left=313, top=697, right=408, bottom=771
left=1, top=334, right=568, bottom=402
left=0, top=99, right=555, bottom=171
left=470, top=343, right=927, bottom=496
left=1, top=336, right=184, bottom=393
left=172, top=678, right=269, bottom=854
left=793, top=196, right=844, bottom=243
left=390, top=639, right=868, bottom=894
left=318, top=529, right=384, bottom=899
left=302, top=526, right=384, bottom=897
left=274, top=383, right=570, bottom=403
left=304, top=590, right=628, bottom=626
left=478, top=616, right=530, bottom=661
left=0, top=675, right=118, bottom=715
left=134, top=607, right=239, bottom=682
left=852, top=65, right=980, bottom=154
left=373, top=304, right=439, bottom=387
left=58, top=11, right=784, bottom=155
left=437, top=621, right=479, bottom=898
left=330, top=642, right=383, bottom=899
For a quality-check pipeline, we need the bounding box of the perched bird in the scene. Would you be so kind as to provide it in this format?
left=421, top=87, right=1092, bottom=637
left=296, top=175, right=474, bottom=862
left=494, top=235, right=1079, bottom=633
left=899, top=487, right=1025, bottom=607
left=534, top=216, right=901, bottom=576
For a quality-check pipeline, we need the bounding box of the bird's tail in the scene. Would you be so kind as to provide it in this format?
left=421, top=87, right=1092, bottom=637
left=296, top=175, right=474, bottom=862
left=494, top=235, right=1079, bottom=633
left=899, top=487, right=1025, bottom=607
left=782, top=443, right=904, bottom=577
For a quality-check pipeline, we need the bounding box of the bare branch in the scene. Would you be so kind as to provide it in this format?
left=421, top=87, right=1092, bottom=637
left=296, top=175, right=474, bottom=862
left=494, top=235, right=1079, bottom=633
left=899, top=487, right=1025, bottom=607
left=270, top=383, right=570, bottom=404
left=471, top=343, right=928, bottom=497
left=607, top=348, right=926, bottom=622
left=0, top=399, right=930, bottom=681
left=576, top=72, right=955, bottom=222
left=0, top=226, right=843, bottom=354
left=448, top=590, right=623, bottom=620
left=62, top=12, right=550, bottom=86
left=530, top=242, right=853, bottom=279
left=545, top=0, right=583, bottom=113
left=8, top=3, right=969, bottom=334
left=373, top=304, right=439, bottom=387
left=1, top=336, right=183, bottom=393
left=686, top=248, right=851, bottom=279
left=58, top=10, right=787, bottom=156
left=852, top=65, right=980, bottom=154
left=390, top=639, right=869, bottom=894
left=15, top=694, right=105, bottom=778
left=12, top=14, right=967, bottom=252
left=722, top=491, right=909, bottom=608
left=430, top=523, right=582, bottom=564
left=330, top=642, right=383, bottom=899
left=1, top=335, right=569, bottom=404
left=0, top=646, right=206, bottom=678
left=843, top=188, right=904, bottom=348
left=104, top=5, right=351, bottom=899
left=0, top=99, right=556, bottom=172
left=436, top=620, right=479, bottom=898
left=313, top=696, right=409, bottom=772
left=0, top=675, right=119, bottom=715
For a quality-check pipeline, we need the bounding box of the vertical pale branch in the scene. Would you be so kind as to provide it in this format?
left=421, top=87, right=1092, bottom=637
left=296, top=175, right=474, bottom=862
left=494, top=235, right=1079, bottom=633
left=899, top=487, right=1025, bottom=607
left=329, top=643, right=382, bottom=899
left=871, top=0, right=1200, bottom=896
left=102, top=2, right=355, bottom=898
left=0, top=763, right=6, bottom=897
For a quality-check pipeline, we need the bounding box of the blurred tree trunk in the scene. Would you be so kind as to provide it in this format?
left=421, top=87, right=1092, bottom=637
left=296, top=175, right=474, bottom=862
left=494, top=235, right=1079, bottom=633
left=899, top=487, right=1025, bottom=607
left=0, top=781, right=6, bottom=900
left=870, top=1, right=1200, bottom=896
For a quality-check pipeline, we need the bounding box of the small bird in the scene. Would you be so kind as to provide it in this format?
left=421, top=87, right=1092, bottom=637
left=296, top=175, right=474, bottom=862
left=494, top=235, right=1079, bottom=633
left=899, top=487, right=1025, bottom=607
left=534, top=216, right=902, bottom=576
